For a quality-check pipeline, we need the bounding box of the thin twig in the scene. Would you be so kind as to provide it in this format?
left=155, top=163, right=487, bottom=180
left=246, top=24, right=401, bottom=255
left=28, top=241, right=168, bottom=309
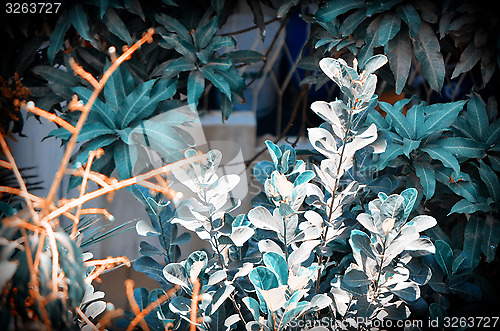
left=219, top=17, right=281, bottom=37
left=24, top=102, right=76, bottom=133
left=125, top=279, right=150, bottom=331
left=75, top=307, right=99, bottom=331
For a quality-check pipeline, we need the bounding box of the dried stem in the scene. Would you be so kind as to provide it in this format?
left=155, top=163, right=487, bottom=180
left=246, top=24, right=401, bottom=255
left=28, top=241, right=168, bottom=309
left=125, top=279, right=150, bottom=331
left=75, top=307, right=99, bottom=331
left=24, top=102, right=76, bottom=133
left=126, top=284, right=180, bottom=331
left=189, top=277, right=201, bottom=331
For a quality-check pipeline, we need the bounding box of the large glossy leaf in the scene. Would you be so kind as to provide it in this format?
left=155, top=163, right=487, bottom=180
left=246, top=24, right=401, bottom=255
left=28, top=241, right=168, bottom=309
left=343, top=269, right=370, bottom=287
left=481, top=215, right=500, bottom=263
left=423, top=101, right=466, bottom=136
left=114, top=142, right=137, bottom=179
left=463, top=217, right=484, bottom=269
left=451, top=43, right=482, bottom=79
left=163, top=263, right=189, bottom=288
left=103, top=8, right=132, bottom=44
left=386, top=30, right=412, bottom=95
left=340, top=9, right=367, bottom=37
left=379, top=101, right=412, bottom=139
left=103, top=64, right=126, bottom=111
left=412, top=21, right=444, bottom=92
left=263, top=252, right=288, bottom=286
left=315, top=0, right=367, bottom=22
left=72, top=87, right=116, bottom=129
left=434, top=240, right=453, bottom=275
left=478, top=161, right=500, bottom=202
left=69, top=4, right=96, bottom=47
left=466, top=92, right=489, bottom=141
left=435, top=137, right=488, bottom=159
left=200, top=67, right=232, bottom=101
left=378, top=12, right=401, bottom=47
left=248, top=266, right=279, bottom=291
left=47, top=11, right=71, bottom=62
left=76, top=123, right=115, bottom=143
left=155, top=13, right=192, bottom=42
left=421, top=145, right=460, bottom=174
left=187, top=70, right=205, bottom=111
left=118, top=80, right=156, bottom=128
left=396, top=4, right=420, bottom=38
left=414, top=162, right=435, bottom=199
left=448, top=199, right=492, bottom=216
left=194, top=16, right=218, bottom=50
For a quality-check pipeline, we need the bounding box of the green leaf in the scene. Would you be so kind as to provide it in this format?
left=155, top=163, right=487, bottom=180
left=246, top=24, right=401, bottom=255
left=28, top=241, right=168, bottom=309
left=315, top=0, right=367, bottom=22
left=481, top=215, right=500, bottom=263
left=396, top=4, right=420, bottom=38
left=414, top=162, right=436, bottom=199
left=69, top=4, right=96, bottom=47
left=187, top=70, right=205, bottom=111
left=412, top=21, right=444, bottom=92
left=378, top=12, right=401, bottom=47
left=451, top=43, right=482, bottom=79
left=449, top=198, right=492, bottom=215
left=463, top=217, right=484, bottom=269
left=434, top=240, right=453, bottom=275
left=47, top=11, right=71, bottom=62
left=435, top=137, right=488, bottom=159
left=200, top=67, right=232, bottom=101
left=103, top=8, right=132, bottom=44
left=466, top=92, right=489, bottom=141
left=421, top=145, right=460, bottom=174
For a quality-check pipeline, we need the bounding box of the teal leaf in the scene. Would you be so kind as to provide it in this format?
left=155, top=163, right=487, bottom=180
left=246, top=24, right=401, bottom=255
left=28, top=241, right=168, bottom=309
left=114, top=143, right=137, bottom=179
left=363, top=54, right=388, bottom=75
left=242, top=297, right=260, bottom=320
left=103, top=8, right=132, bottom=44
left=225, top=50, right=264, bottom=64
left=463, top=217, right=484, bottom=269
left=220, top=93, right=233, bottom=122
left=263, top=252, right=288, bottom=286
left=434, top=240, right=453, bottom=275
left=133, top=78, right=177, bottom=122
left=389, top=282, right=420, bottom=301
left=435, top=137, right=488, bottom=159
left=375, top=143, right=404, bottom=170
left=161, top=57, right=197, bottom=78
left=118, top=80, right=157, bottom=128
left=421, top=145, right=460, bottom=174
left=485, top=119, right=500, bottom=145
left=155, top=14, right=192, bottom=42
left=451, top=43, right=482, bottom=79
left=194, top=16, right=219, bottom=50
left=449, top=199, right=492, bottom=215
left=265, top=140, right=282, bottom=168
left=377, top=12, right=401, bottom=47
left=407, top=102, right=424, bottom=139
left=293, top=170, right=315, bottom=187
left=396, top=4, right=420, bottom=38
left=97, top=0, right=109, bottom=18
left=248, top=266, right=279, bottom=291
left=412, top=21, right=444, bottom=92
left=163, top=263, right=189, bottom=288
left=403, top=138, right=421, bottom=157
left=414, top=162, right=436, bottom=200
left=379, top=101, right=412, bottom=139
left=357, top=17, right=381, bottom=68
left=209, top=285, right=234, bottom=315
left=478, top=161, right=500, bottom=202
left=72, top=87, right=116, bottom=129
left=340, top=9, right=367, bottom=37
left=47, top=11, right=70, bottom=62
left=104, top=63, right=126, bottom=111
left=187, top=70, right=205, bottom=111
left=76, top=123, right=114, bottom=143
left=69, top=4, right=96, bottom=47
left=254, top=161, right=274, bottom=184
left=350, top=230, right=376, bottom=261
left=74, top=135, right=117, bottom=166
left=343, top=269, right=370, bottom=287
left=466, top=92, right=489, bottom=141
left=423, top=100, right=466, bottom=135
left=481, top=215, right=500, bottom=263
left=451, top=252, right=468, bottom=274
left=315, top=0, right=367, bottom=22
left=136, top=220, right=160, bottom=236
left=200, top=67, right=232, bottom=101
